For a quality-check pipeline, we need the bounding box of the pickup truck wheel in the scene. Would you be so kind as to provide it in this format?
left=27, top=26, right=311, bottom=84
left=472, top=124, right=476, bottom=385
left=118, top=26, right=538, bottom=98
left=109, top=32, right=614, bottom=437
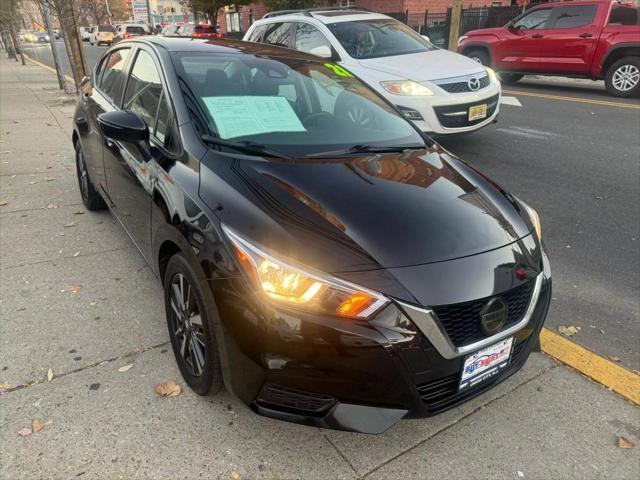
left=498, top=73, right=524, bottom=84
left=74, top=140, right=107, bottom=211
left=466, top=49, right=490, bottom=66
left=605, top=57, right=640, bottom=98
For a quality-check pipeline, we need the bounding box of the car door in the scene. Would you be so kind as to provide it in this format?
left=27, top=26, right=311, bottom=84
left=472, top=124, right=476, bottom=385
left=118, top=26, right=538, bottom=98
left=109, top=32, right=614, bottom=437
left=102, top=46, right=173, bottom=263
left=81, top=47, right=133, bottom=194
left=493, top=7, right=553, bottom=72
left=536, top=3, right=601, bottom=74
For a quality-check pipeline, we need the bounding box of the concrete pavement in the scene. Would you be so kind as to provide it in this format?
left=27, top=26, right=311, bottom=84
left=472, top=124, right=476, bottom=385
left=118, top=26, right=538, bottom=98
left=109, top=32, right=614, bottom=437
left=1, top=54, right=639, bottom=479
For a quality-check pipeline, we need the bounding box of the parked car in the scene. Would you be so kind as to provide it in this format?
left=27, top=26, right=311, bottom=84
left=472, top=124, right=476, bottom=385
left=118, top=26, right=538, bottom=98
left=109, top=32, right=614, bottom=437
left=53, top=29, right=60, bottom=39
left=90, top=24, right=115, bottom=46
left=73, top=37, right=550, bottom=434
left=180, top=23, right=221, bottom=39
left=24, top=30, right=39, bottom=42
left=32, top=32, right=50, bottom=43
left=80, top=27, right=92, bottom=42
left=161, top=24, right=182, bottom=36
left=244, top=8, right=502, bottom=137
left=457, top=0, right=640, bottom=97
left=113, top=23, right=151, bottom=43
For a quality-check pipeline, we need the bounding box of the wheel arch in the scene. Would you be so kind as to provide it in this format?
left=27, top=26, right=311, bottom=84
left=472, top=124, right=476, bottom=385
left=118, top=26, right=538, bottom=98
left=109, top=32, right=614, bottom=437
left=461, top=42, right=493, bottom=66
left=601, top=44, right=640, bottom=77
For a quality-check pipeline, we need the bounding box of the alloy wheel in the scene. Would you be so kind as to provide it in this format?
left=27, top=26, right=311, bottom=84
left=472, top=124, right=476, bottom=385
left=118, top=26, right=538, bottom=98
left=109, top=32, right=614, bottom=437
left=76, top=147, right=89, bottom=204
left=169, top=273, right=206, bottom=377
left=612, top=64, right=640, bottom=92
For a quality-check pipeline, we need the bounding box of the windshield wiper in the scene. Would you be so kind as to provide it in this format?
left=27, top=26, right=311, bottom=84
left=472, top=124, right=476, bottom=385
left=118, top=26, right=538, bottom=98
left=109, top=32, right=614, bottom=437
left=201, top=135, right=293, bottom=161
left=305, top=144, right=425, bottom=158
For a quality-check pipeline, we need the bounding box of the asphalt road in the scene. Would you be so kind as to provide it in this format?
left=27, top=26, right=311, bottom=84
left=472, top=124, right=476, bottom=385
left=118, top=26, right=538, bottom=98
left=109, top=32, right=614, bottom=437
left=18, top=39, right=640, bottom=370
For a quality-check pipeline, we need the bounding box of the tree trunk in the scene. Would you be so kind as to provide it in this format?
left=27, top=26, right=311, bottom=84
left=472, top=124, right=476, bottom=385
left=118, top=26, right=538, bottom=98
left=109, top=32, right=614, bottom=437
left=55, top=0, right=87, bottom=92
left=9, top=27, right=25, bottom=65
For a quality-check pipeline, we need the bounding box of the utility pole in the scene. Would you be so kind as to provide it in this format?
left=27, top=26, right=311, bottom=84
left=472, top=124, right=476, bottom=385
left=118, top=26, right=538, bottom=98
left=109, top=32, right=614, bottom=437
left=104, top=0, right=112, bottom=24
left=448, top=0, right=463, bottom=52
left=43, top=2, right=65, bottom=90
left=146, top=0, right=152, bottom=25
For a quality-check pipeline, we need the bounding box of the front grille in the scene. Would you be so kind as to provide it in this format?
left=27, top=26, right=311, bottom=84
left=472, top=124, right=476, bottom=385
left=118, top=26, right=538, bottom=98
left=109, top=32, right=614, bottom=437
left=416, top=337, right=529, bottom=413
left=256, top=384, right=336, bottom=416
left=434, top=93, right=499, bottom=128
left=432, top=281, right=535, bottom=348
left=438, top=75, right=491, bottom=93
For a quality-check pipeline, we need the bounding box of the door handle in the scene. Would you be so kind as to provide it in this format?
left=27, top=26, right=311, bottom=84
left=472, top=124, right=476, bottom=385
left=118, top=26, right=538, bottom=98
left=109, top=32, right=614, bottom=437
left=579, top=32, right=593, bottom=38
left=531, top=33, right=544, bottom=38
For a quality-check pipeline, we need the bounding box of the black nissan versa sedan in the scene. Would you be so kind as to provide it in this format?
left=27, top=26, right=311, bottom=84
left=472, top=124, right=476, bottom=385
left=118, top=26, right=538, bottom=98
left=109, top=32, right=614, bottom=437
left=73, top=37, right=551, bottom=434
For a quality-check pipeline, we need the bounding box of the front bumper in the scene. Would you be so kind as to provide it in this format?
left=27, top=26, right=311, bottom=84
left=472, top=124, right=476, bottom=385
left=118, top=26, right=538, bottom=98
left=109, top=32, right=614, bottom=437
left=390, top=84, right=501, bottom=135
left=212, top=241, right=551, bottom=434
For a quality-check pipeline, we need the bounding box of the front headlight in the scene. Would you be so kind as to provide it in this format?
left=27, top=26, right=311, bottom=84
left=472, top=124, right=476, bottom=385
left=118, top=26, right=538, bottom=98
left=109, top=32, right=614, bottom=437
left=223, top=225, right=389, bottom=319
left=486, top=67, right=499, bottom=84
left=380, top=80, right=434, bottom=96
left=520, top=200, right=542, bottom=243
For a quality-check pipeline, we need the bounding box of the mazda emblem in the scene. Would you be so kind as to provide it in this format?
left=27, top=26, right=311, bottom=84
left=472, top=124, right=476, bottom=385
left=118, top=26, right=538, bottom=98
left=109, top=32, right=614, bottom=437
left=479, top=298, right=508, bottom=335
left=468, top=77, right=480, bottom=91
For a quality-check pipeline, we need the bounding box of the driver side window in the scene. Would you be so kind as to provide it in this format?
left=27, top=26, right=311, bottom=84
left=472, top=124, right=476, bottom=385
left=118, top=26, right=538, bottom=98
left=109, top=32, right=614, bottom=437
left=513, top=8, right=552, bottom=30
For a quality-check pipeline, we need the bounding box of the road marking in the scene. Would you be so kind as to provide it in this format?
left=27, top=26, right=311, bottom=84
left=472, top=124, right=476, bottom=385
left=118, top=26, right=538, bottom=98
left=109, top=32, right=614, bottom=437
left=540, top=328, right=640, bottom=405
left=496, top=126, right=558, bottom=140
left=499, top=95, right=522, bottom=107
left=503, top=89, right=640, bottom=110
left=22, top=53, right=75, bottom=85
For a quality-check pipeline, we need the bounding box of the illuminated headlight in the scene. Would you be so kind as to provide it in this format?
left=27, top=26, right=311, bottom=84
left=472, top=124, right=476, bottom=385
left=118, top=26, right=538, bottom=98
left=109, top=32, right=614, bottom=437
left=380, top=80, right=434, bottom=96
left=518, top=199, right=542, bottom=242
left=486, top=67, right=499, bottom=84
left=457, top=35, right=468, bottom=46
left=223, top=225, right=389, bottom=319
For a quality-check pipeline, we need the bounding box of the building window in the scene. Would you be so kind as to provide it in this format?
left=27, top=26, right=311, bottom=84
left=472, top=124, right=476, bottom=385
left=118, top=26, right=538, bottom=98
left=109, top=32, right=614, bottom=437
left=226, top=12, right=243, bottom=33
left=339, top=0, right=355, bottom=7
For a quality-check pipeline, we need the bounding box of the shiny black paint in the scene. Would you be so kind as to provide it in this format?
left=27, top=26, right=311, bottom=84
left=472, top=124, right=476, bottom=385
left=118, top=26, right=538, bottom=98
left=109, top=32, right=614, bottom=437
left=73, top=37, right=551, bottom=434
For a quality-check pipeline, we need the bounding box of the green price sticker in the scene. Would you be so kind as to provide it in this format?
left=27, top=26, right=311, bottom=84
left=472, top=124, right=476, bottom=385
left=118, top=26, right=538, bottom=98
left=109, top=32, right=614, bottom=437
left=324, top=63, right=353, bottom=78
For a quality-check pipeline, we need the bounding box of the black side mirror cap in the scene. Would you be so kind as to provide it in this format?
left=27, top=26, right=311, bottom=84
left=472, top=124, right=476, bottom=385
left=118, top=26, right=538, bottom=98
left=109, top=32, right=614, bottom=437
left=98, top=110, right=149, bottom=143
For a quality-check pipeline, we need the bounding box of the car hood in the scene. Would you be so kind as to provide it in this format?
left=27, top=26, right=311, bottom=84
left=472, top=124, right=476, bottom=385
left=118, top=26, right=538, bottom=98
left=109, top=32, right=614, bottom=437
left=200, top=144, right=532, bottom=274
left=465, top=27, right=505, bottom=37
left=357, top=49, right=486, bottom=82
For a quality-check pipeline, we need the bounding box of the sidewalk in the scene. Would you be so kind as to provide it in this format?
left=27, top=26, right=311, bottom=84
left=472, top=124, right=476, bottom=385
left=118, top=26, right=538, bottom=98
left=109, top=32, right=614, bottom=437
left=1, top=55, right=639, bottom=479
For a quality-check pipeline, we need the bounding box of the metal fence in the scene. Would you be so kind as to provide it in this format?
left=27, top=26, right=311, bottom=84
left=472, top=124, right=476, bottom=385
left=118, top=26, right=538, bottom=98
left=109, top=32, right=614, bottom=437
left=389, top=5, right=523, bottom=50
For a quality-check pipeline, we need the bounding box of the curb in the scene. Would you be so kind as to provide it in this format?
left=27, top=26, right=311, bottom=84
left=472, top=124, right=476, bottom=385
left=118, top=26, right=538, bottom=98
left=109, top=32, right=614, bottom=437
left=540, top=328, right=640, bottom=405
left=22, top=52, right=75, bottom=85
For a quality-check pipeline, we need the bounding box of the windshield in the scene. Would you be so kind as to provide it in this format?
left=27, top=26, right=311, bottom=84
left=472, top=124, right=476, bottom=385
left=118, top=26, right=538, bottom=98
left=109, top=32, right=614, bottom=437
left=195, top=25, right=216, bottom=33
left=327, top=19, right=437, bottom=59
left=98, top=25, right=115, bottom=32
left=171, top=52, right=424, bottom=157
left=127, top=26, right=145, bottom=34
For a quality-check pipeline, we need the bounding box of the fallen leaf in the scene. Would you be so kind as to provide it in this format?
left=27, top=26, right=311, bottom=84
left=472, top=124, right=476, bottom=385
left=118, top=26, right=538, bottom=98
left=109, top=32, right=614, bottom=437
left=558, top=325, right=580, bottom=337
left=118, top=364, right=133, bottom=373
left=0, top=200, right=9, bottom=206
left=44, top=177, right=56, bottom=182
left=230, top=470, right=240, bottom=480
left=73, top=211, right=85, bottom=215
left=154, top=379, right=182, bottom=397
left=46, top=204, right=57, bottom=209
left=609, top=355, right=621, bottom=362
left=64, top=222, right=77, bottom=228
left=68, top=285, right=82, bottom=294
left=618, top=436, right=635, bottom=449
left=47, top=368, right=54, bottom=381
left=17, top=428, right=32, bottom=437
left=0, top=382, right=13, bottom=390
left=187, top=431, right=193, bottom=439
left=32, top=419, right=43, bottom=433
left=73, top=251, right=80, bottom=257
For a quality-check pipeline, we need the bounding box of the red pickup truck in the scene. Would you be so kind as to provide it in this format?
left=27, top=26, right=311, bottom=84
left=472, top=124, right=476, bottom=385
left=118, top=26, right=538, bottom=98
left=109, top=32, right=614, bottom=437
left=457, top=0, right=640, bottom=97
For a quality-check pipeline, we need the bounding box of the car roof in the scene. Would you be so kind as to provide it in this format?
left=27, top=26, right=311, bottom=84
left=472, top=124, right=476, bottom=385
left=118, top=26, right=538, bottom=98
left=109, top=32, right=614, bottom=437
left=127, top=37, right=331, bottom=62
left=531, top=0, right=617, bottom=7
left=257, top=10, right=393, bottom=24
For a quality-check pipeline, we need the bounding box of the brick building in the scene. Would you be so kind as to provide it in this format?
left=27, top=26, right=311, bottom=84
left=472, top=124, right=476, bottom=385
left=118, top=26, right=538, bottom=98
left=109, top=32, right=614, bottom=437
left=217, top=1, right=532, bottom=35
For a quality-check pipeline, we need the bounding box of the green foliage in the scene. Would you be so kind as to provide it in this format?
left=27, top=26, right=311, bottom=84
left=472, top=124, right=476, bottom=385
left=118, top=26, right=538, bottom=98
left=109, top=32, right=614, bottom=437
left=263, top=0, right=328, bottom=11
left=189, top=0, right=250, bottom=23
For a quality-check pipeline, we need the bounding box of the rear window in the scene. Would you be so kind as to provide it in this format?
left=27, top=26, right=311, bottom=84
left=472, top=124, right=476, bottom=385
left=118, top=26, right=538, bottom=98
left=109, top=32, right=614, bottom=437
left=195, top=25, right=216, bottom=33
left=608, top=5, right=639, bottom=26
left=126, top=26, right=145, bottom=34
left=98, top=25, right=115, bottom=32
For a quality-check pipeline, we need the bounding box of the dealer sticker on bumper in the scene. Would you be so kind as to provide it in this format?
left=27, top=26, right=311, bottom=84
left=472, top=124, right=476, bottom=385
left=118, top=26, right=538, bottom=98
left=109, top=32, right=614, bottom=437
left=459, top=337, right=513, bottom=391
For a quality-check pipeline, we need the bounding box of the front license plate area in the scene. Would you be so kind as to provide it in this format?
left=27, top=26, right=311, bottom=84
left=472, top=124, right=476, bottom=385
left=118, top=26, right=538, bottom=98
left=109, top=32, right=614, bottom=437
left=468, top=104, right=487, bottom=121
left=459, top=337, right=513, bottom=391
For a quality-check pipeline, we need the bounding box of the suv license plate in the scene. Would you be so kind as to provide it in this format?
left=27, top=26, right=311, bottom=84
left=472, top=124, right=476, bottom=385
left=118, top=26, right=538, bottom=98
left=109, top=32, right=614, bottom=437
left=468, top=104, right=487, bottom=121
left=459, top=337, right=513, bottom=391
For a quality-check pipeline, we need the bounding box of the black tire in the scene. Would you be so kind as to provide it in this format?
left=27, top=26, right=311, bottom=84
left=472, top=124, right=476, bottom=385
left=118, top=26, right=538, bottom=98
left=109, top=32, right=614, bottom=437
left=498, top=73, right=524, bottom=84
left=605, top=56, right=640, bottom=98
left=466, top=49, right=490, bottom=66
left=74, top=140, right=107, bottom=211
left=164, top=253, right=223, bottom=396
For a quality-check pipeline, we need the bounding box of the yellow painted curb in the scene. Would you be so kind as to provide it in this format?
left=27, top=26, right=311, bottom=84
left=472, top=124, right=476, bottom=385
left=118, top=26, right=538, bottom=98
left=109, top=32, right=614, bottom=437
left=540, top=328, right=640, bottom=405
left=502, top=89, right=640, bottom=110
left=23, top=53, right=75, bottom=85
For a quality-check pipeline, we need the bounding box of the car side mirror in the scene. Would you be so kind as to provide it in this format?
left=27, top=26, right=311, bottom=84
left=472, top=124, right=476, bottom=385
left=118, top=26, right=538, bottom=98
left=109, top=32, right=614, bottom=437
left=98, top=110, right=151, bottom=160
left=309, top=45, right=333, bottom=59
left=80, top=75, right=92, bottom=96
left=421, top=35, right=431, bottom=43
